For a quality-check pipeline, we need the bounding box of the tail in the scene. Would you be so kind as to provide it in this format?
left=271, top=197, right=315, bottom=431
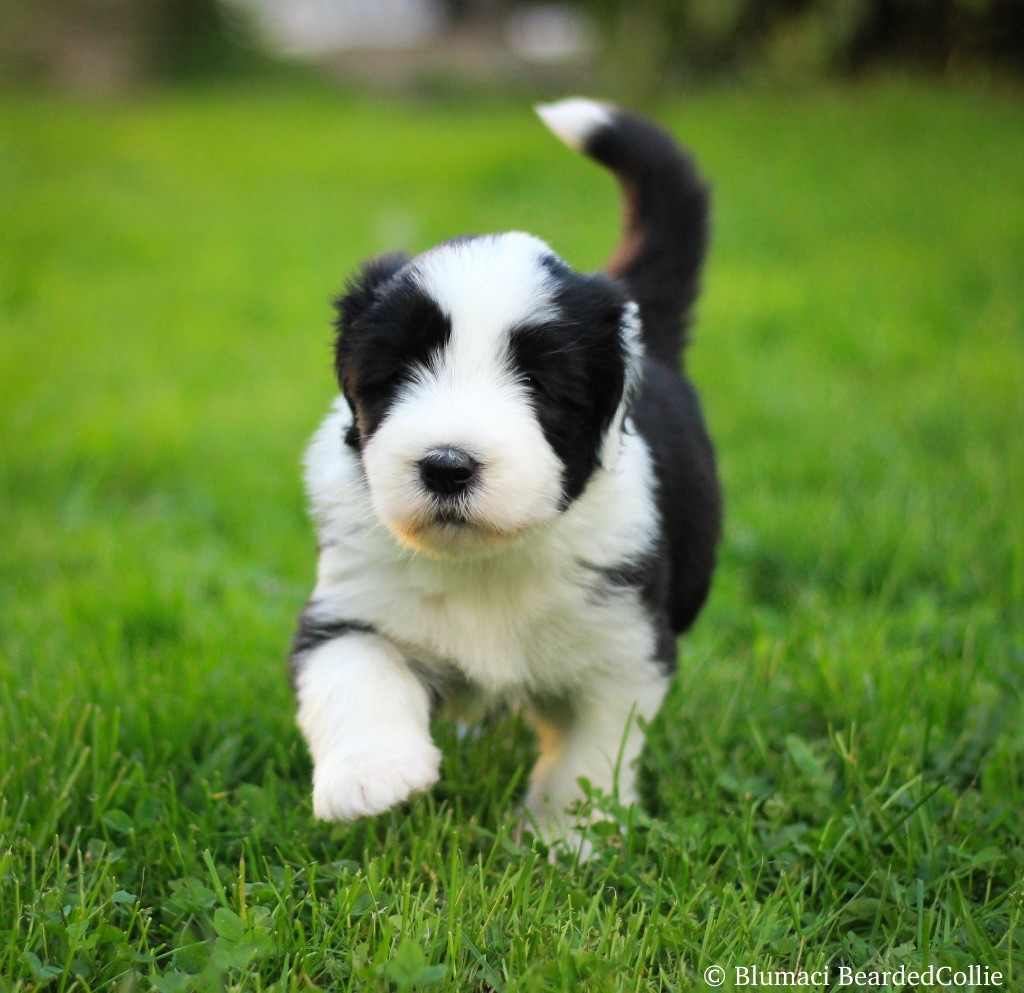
left=536, top=98, right=710, bottom=368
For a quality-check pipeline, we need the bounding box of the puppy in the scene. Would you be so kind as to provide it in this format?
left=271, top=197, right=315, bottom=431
left=290, top=99, right=721, bottom=839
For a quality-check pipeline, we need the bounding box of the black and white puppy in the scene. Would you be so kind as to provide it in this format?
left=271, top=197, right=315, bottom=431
left=290, top=99, right=722, bottom=838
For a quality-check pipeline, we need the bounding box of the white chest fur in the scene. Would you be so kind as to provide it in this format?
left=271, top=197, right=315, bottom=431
left=304, top=399, right=661, bottom=698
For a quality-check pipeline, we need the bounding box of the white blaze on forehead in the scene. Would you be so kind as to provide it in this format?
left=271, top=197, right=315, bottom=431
left=412, top=233, right=559, bottom=371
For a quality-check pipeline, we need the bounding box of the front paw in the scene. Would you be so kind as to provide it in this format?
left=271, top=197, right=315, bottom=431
left=312, top=738, right=442, bottom=821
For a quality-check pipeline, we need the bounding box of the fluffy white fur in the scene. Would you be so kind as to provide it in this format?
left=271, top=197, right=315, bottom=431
left=535, top=98, right=614, bottom=151
left=363, top=235, right=565, bottom=555
left=296, top=233, right=667, bottom=837
left=301, top=401, right=666, bottom=828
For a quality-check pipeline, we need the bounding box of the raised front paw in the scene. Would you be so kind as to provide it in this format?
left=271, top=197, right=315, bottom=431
left=311, top=738, right=442, bottom=821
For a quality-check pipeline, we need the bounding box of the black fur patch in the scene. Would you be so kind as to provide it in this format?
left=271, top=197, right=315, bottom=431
left=334, top=254, right=452, bottom=442
left=510, top=259, right=629, bottom=503
left=584, top=111, right=710, bottom=368
left=289, top=603, right=450, bottom=711
left=631, top=359, right=721, bottom=636
left=289, top=604, right=377, bottom=676
left=565, top=107, right=720, bottom=635
left=580, top=550, right=678, bottom=673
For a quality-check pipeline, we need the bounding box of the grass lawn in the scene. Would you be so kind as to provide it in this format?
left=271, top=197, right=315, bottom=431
left=1, top=78, right=1022, bottom=991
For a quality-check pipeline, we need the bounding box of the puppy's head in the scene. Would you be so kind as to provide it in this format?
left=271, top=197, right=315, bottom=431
left=334, top=233, right=641, bottom=556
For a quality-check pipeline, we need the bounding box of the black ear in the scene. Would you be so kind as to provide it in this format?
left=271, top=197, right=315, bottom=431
left=333, top=253, right=411, bottom=433
left=334, top=253, right=411, bottom=336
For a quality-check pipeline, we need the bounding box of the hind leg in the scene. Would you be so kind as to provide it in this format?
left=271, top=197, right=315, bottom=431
left=524, top=667, right=668, bottom=837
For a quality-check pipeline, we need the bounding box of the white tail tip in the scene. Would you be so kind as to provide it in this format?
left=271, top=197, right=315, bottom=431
left=535, top=98, right=614, bottom=151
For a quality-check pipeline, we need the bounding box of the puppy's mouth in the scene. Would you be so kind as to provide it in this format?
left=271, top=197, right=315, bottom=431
left=391, top=507, right=524, bottom=556
left=433, top=507, right=470, bottom=526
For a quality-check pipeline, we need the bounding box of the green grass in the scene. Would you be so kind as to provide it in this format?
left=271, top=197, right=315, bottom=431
left=1, top=79, right=1023, bottom=991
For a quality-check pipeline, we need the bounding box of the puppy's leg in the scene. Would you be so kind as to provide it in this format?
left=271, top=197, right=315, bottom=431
left=525, top=667, right=668, bottom=835
left=294, top=631, right=440, bottom=821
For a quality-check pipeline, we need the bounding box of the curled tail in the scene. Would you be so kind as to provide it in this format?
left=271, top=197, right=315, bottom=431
left=536, top=98, right=710, bottom=369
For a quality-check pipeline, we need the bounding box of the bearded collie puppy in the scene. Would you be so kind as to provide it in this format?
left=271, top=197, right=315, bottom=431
left=290, top=99, right=721, bottom=839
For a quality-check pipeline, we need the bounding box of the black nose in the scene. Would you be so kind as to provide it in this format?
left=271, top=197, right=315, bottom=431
left=418, top=447, right=479, bottom=497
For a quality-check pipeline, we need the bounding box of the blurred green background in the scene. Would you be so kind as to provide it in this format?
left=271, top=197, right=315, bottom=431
left=1, top=2, right=1023, bottom=990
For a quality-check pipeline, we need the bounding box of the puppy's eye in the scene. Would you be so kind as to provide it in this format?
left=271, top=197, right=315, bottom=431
left=522, top=373, right=546, bottom=396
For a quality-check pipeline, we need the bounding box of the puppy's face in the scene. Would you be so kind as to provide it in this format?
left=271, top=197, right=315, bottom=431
left=335, top=234, right=639, bottom=556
